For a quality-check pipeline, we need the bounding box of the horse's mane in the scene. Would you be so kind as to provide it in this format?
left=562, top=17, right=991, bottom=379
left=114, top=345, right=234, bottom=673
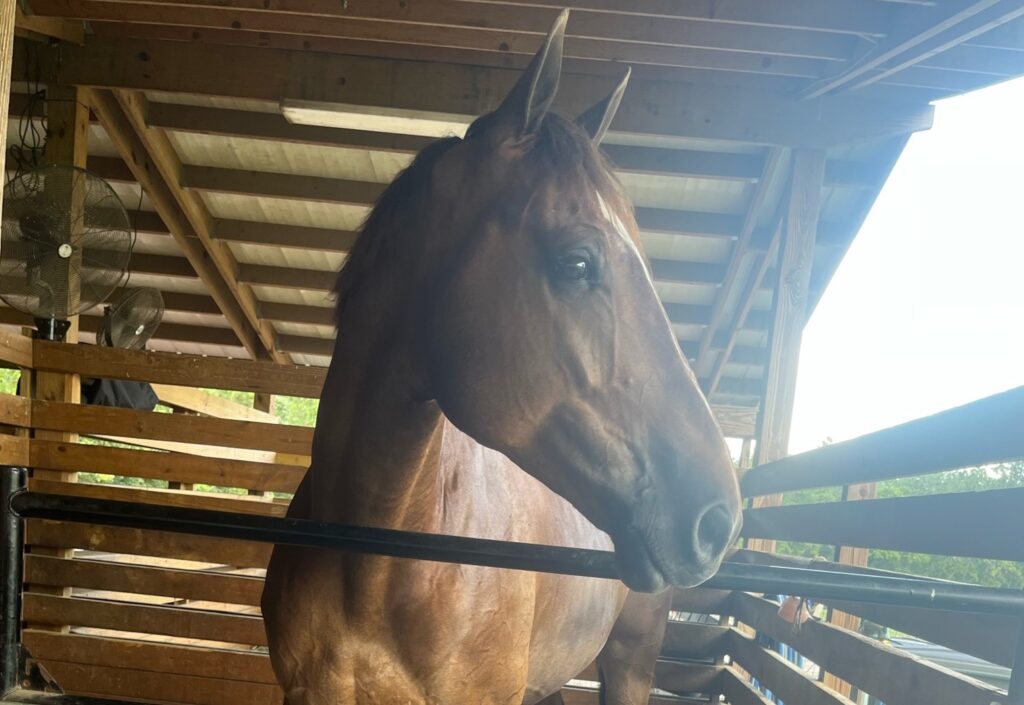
left=333, top=114, right=636, bottom=324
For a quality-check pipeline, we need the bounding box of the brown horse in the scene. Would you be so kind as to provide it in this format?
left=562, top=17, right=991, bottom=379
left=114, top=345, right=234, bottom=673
left=262, top=11, right=741, bottom=705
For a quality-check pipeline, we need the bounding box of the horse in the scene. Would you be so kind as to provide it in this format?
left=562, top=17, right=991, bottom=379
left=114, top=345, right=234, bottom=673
left=262, top=11, right=742, bottom=705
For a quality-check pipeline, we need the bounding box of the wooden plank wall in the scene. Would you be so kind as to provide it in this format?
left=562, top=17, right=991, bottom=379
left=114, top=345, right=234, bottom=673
left=1, top=342, right=1019, bottom=705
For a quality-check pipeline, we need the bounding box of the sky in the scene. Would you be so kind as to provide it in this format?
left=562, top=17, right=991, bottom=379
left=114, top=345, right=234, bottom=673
left=787, top=76, right=1024, bottom=454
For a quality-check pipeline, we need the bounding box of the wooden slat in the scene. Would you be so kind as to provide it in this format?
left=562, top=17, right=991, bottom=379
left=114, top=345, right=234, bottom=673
left=91, top=433, right=278, bottom=465
left=28, top=479, right=286, bottom=517
left=150, top=383, right=279, bottom=422
left=24, top=555, right=265, bottom=606
left=726, top=628, right=856, bottom=705
left=730, top=592, right=1008, bottom=705
left=33, top=341, right=326, bottom=397
left=742, top=385, right=1024, bottom=496
left=822, top=598, right=1021, bottom=668
left=22, top=593, right=267, bottom=645
left=30, top=439, right=305, bottom=493
left=30, top=661, right=281, bottom=705
left=716, top=668, right=775, bottom=705
left=671, top=586, right=733, bottom=614
left=31, top=400, right=313, bottom=455
left=734, top=532, right=1024, bottom=669
left=0, top=392, right=30, bottom=427
left=0, top=433, right=28, bottom=465
left=26, top=519, right=272, bottom=568
left=0, top=327, right=32, bottom=367
left=743, top=487, right=1024, bottom=561
left=45, top=36, right=936, bottom=148
left=23, top=630, right=276, bottom=683
left=661, top=621, right=729, bottom=661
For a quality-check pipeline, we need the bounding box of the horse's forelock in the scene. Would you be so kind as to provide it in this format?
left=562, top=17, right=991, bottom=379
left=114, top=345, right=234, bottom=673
left=532, top=115, right=641, bottom=250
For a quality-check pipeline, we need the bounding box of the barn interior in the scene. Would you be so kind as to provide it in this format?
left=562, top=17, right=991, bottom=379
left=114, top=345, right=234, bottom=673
left=0, top=2, right=1022, bottom=705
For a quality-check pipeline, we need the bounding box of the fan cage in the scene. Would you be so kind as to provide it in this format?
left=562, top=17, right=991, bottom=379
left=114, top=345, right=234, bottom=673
left=0, top=164, right=134, bottom=320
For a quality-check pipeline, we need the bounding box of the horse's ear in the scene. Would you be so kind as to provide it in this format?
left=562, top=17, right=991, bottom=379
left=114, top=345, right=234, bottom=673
left=494, top=9, right=568, bottom=138
left=576, top=67, right=630, bottom=144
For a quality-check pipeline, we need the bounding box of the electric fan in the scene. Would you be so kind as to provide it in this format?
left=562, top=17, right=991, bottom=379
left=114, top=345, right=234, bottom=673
left=0, top=165, right=134, bottom=340
left=99, top=287, right=164, bottom=350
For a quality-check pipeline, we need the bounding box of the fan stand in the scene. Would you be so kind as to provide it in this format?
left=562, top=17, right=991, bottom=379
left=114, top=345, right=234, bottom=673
left=33, top=317, right=71, bottom=342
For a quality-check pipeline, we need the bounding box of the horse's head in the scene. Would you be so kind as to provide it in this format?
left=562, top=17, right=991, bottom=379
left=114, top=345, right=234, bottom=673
left=404, top=13, right=741, bottom=591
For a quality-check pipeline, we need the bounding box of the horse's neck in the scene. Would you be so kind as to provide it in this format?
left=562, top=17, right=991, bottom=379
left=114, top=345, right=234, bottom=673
left=306, top=284, right=449, bottom=532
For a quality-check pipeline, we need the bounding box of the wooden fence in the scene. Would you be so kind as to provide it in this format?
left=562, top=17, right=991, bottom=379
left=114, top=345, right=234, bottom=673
left=1, top=331, right=1021, bottom=705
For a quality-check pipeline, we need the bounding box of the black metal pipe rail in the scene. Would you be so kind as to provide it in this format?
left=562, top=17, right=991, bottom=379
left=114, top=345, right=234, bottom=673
left=1, top=467, right=25, bottom=696
left=8, top=487, right=1024, bottom=617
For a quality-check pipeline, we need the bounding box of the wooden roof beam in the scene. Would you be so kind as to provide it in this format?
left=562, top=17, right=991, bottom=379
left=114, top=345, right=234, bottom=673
left=88, top=89, right=289, bottom=363
left=144, top=102, right=880, bottom=187
left=31, top=0, right=871, bottom=55
left=27, top=0, right=840, bottom=79
left=694, top=148, right=788, bottom=384
left=45, top=37, right=934, bottom=148
left=802, top=0, right=1024, bottom=98
left=9, top=99, right=878, bottom=189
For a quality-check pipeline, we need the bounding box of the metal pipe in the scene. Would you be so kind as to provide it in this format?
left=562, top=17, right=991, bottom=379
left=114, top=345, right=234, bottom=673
left=10, top=490, right=1024, bottom=616
left=1, top=467, right=27, bottom=697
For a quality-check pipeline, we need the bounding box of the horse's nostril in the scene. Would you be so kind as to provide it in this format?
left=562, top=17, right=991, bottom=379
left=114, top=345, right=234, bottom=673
left=695, top=503, right=736, bottom=560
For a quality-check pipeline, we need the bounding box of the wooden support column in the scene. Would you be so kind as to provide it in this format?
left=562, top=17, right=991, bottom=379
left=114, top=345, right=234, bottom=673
left=0, top=0, right=12, bottom=239
left=249, top=393, right=275, bottom=497
left=24, top=85, right=90, bottom=624
left=822, top=481, right=877, bottom=698
left=33, top=84, right=89, bottom=469
left=747, top=149, right=826, bottom=554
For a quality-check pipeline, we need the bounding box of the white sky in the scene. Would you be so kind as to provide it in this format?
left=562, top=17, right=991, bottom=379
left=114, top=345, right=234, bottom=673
left=788, top=76, right=1024, bottom=454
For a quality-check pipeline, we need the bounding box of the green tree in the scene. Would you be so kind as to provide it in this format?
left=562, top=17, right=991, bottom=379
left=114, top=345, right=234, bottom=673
left=773, top=461, right=1024, bottom=589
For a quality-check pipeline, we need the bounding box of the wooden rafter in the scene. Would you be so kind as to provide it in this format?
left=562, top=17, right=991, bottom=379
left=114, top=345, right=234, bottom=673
left=694, top=148, right=788, bottom=385
left=9, top=98, right=877, bottom=189
left=28, top=0, right=834, bottom=79
left=86, top=89, right=282, bottom=362
left=802, top=0, right=1024, bottom=98
left=43, top=37, right=935, bottom=148
left=26, top=0, right=868, bottom=58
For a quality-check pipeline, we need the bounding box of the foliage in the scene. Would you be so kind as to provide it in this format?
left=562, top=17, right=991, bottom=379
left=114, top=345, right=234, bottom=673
left=773, top=461, right=1024, bottom=589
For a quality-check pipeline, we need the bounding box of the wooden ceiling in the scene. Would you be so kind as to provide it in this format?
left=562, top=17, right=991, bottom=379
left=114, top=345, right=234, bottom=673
left=5, top=0, right=1024, bottom=416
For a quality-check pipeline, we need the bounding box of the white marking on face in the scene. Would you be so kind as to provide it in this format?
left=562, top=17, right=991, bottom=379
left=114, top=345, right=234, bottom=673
left=596, top=191, right=653, bottom=283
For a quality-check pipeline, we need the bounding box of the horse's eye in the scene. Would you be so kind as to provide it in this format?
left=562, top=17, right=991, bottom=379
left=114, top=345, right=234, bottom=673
left=555, top=252, right=593, bottom=282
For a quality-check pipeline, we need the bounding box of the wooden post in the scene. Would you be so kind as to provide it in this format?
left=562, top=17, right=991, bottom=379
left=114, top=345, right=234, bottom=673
left=746, top=149, right=826, bottom=554
left=33, top=84, right=89, bottom=467
left=249, top=393, right=275, bottom=497
left=822, top=481, right=877, bottom=698
left=24, top=86, right=89, bottom=624
left=0, top=0, right=13, bottom=245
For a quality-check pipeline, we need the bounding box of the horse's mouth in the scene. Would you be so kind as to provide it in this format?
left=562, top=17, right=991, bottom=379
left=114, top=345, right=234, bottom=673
left=613, top=528, right=671, bottom=593
left=613, top=526, right=720, bottom=592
